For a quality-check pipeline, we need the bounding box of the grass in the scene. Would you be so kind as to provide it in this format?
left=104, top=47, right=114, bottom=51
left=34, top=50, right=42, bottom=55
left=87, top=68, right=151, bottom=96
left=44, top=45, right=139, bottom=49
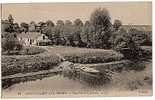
left=1, top=54, right=60, bottom=76
left=46, top=46, right=124, bottom=64
left=2, top=46, right=46, bottom=55
left=1, top=46, right=124, bottom=76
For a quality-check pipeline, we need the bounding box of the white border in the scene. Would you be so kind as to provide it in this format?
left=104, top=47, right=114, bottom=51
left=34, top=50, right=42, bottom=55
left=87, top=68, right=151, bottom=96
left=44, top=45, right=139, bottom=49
left=0, top=0, right=153, bottom=3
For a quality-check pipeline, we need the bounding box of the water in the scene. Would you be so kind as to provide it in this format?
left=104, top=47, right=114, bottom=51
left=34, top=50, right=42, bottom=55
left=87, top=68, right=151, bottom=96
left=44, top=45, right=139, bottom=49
left=2, top=73, right=108, bottom=97
left=2, top=61, right=152, bottom=97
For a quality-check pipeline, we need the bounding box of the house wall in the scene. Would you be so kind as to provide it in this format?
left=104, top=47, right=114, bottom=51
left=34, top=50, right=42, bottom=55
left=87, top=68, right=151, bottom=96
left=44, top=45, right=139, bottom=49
left=18, top=37, right=37, bottom=46
left=18, top=33, right=50, bottom=46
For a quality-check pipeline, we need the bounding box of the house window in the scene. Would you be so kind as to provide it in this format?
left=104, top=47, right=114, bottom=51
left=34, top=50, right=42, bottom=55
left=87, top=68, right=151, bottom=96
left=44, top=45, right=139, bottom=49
left=20, top=37, right=22, bottom=40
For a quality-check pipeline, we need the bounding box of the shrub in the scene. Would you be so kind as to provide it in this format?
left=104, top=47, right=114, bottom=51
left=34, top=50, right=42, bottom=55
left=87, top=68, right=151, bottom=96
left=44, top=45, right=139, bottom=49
left=2, top=32, right=23, bottom=54
left=110, top=28, right=143, bottom=60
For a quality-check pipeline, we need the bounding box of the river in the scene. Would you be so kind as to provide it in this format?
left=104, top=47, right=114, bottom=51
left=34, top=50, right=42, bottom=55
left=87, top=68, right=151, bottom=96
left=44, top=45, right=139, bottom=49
left=2, top=61, right=152, bottom=97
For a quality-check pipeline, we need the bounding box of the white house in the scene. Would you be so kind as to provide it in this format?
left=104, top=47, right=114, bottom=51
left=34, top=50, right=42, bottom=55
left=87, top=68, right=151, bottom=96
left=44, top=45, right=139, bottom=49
left=17, top=32, right=51, bottom=46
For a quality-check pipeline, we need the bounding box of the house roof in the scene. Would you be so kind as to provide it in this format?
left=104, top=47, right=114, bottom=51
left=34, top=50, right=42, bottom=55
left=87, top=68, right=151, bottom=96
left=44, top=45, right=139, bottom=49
left=17, top=32, right=42, bottom=39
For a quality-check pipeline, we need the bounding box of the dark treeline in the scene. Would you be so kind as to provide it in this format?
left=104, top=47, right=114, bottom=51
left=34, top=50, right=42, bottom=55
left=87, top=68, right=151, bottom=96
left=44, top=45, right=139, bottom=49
left=1, top=8, right=152, bottom=59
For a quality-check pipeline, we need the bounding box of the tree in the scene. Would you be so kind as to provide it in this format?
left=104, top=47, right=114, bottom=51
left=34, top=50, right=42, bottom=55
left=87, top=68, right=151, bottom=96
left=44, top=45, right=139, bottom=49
left=128, top=28, right=147, bottom=45
left=1, top=20, right=12, bottom=32
left=13, top=23, right=20, bottom=32
left=29, top=21, right=36, bottom=32
left=20, top=22, right=29, bottom=33
left=63, top=25, right=75, bottom=46
left=46, top=20, right=55, bottom=27
left=8, top=14, right=14, bottom=24
left=56, top=20, right=64, bottom=26
left=90, top=8, right=112, bottom=48
left=74, top=18, right=83, bottom=26
left=2, top=32, right=23, bottom=54
left=112, top=28, right=142, bottom=60
left=84, top=20, right=91, bottom=26
left=113, top=19, right=122, bottom=30
left=1, top=14, right=15, bottom=33
left=81, top=20, right=95, bottom=47
left=37, top=21, right=46, bottom=33
left=90, top=8, right=112, bottom=31
left=42, top=20, right=55, bottom=37
left=72, top=19, right=84, bottom=46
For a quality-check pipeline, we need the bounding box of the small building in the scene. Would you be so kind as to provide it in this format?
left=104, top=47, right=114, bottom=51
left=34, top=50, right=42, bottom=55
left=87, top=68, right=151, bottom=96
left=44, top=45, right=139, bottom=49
left=17, top=32, right=51, bottom=46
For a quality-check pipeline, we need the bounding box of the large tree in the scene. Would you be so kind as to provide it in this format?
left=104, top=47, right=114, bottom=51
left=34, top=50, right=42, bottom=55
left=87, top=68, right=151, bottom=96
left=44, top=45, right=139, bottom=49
left=90, top=8, right=112, bottom=32
left=90, top=8, right=112, bottom=48
left=2, top=14, right=14, bottom=33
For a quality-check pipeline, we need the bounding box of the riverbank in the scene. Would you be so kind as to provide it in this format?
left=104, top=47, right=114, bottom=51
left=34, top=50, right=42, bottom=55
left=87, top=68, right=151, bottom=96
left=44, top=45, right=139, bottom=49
left=2, top=46, right=124, bottom=76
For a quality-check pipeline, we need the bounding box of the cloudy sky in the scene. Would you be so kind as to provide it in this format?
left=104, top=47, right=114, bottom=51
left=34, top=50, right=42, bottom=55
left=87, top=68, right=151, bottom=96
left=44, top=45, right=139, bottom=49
left=1, top=2, right=152, bottom=25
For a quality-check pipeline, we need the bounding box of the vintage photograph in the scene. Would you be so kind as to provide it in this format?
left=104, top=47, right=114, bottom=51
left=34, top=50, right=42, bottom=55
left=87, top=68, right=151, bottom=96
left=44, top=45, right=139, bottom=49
left=1, top=2, right=152, bottom=98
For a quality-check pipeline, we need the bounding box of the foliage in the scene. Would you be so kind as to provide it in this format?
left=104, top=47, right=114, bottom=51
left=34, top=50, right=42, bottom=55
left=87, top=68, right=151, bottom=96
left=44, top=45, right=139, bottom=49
left=2, top=11, right=152, bottom=50
left=20, top=22, right=29, bottom=33
left=46, top=20, right=55, bottom=27
left=2, top=32, right=23, bottom=54
left=74, top=18, right=83, bottom=26
left=1, top=14, right=14, bottom=33
left=29, top=21, right=36, bottom=32
left=89, top=8, right=112, bottom=48
left=113, top=19, right=122, bottom=30
left=110, top=28, right=143, bottom=60
left=90, top=8, right=112, bottom=31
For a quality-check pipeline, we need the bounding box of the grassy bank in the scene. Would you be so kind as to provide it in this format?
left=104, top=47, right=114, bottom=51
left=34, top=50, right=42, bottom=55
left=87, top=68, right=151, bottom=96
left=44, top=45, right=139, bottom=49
left=46, top=46, right=124, bottom=64
left=2, top=46, right=124, bottom=76
left=2, top=55, right=60, bottom=76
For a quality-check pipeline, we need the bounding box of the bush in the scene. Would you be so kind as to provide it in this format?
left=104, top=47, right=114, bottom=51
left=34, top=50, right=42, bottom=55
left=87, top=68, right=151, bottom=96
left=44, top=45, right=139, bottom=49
left=110, top=28, right=143, bottom=60
left=2, top=32, right=23, bottom=54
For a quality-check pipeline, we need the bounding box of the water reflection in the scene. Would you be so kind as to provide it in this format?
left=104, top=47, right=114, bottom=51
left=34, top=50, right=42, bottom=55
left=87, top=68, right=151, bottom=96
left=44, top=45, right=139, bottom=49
left=62, top=69, right=111, bottom=87
left=3, top=67, right=111, bottom=90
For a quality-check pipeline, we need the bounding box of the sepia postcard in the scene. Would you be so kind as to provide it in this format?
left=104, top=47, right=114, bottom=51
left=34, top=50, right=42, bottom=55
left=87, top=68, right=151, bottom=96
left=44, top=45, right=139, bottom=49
left=1, top=2, right=152, bottom=98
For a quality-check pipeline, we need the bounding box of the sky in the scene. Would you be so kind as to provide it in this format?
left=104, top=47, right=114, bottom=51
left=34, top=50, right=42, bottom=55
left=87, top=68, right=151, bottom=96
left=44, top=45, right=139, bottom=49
left=1, top=2, right=152, bottom=25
